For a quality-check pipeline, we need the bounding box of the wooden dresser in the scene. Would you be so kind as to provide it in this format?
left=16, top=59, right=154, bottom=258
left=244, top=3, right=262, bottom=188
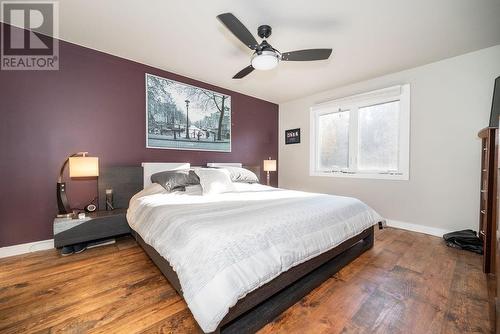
left=479, top=127, right=498, bottom=273
left=496, top=147, right=500, bottom=333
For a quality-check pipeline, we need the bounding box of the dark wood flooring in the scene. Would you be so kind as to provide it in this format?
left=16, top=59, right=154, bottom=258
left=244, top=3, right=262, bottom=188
left=0, top=228, right=492, bottom=333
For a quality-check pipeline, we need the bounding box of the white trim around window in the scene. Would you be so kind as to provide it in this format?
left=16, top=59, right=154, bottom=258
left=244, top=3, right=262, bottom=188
left=309, top=84, right=410, bottom=180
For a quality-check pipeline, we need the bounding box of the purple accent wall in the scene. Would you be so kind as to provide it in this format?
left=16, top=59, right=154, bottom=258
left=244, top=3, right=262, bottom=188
left=0, top=28, right=278, bottom=247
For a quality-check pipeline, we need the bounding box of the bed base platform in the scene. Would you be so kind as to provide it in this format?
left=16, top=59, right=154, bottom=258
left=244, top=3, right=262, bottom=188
left=133, top=225, right=375, bottom=334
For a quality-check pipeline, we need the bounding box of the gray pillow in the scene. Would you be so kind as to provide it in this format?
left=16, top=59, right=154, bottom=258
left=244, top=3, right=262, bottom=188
left=151, top=170, right=200, bottom=192
left=215, top=166, right=259, bottom=183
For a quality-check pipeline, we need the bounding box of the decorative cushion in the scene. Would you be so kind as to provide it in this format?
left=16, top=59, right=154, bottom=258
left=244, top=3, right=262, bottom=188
left=195, top=168, right=236, bottom=195
left=151, top=170, right=200, bottom=192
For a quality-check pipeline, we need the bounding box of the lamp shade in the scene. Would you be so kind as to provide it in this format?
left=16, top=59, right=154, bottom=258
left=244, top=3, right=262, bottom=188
left=69, top=156, right=99, bottom=177
left=263, top=159, right=277, bottom=172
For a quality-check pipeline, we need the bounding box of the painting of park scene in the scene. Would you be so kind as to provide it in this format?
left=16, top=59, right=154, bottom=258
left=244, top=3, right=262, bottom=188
left=146, top=73, right=231, bottom=152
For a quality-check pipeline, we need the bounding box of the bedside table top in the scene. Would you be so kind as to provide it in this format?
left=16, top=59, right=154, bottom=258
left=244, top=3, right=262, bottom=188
left=87, top=208, right=127, bottom=219
left=54, top=209, right=127, bottom=235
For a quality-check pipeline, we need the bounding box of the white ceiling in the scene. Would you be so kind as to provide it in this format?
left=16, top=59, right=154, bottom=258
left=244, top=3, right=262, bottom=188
left=55, top=1, right=500, bottom=103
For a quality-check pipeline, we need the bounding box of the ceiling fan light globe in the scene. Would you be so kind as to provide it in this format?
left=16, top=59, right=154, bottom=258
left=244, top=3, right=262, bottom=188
left=251, top=51, right=279, bottom=71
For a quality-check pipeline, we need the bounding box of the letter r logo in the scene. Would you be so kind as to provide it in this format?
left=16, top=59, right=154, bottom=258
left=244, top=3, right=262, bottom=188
left=1, top=2, right=54, bottom=55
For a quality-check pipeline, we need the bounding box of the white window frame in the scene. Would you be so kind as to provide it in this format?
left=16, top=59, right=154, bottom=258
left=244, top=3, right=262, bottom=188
left=310, top=84, right=410, bottom=180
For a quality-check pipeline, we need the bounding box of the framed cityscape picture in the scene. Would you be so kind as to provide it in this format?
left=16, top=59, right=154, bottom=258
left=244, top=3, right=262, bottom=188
left=146, top=73, right=231, bottom=152
left=285, top=128, right=301, bottom=144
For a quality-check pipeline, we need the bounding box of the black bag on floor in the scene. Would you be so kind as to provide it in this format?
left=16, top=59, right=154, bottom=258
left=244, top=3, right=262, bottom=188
left=442, top=229, right=483, bottom=254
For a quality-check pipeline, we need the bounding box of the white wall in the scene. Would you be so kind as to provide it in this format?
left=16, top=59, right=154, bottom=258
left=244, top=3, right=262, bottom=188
left=279, top=45, right=500, bottom=235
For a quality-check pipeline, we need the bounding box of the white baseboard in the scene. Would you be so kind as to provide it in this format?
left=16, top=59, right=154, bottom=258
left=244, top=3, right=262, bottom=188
left=385, top=219, right=451, bottom=238
left=0, top=239, right=54, bottom=259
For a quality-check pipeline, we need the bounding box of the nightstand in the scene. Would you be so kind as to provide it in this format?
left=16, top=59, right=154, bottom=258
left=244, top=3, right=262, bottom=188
left=53, top=209, right=131, bottom=248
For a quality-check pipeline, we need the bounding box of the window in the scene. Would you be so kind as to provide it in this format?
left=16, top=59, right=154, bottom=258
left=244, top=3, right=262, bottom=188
left=310, top=85, right=410, bottom=180
left=318, top=110, right=349, bottom=169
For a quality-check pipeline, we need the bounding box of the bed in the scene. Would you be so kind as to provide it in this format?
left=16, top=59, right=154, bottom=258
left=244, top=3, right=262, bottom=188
left=126, top=163, right=382, bottom=334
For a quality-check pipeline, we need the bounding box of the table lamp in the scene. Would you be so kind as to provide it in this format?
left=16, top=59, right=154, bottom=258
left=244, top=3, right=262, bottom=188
left=263, top=157, right=277, bottom=186
left=57, top=152, right=99, bottom=217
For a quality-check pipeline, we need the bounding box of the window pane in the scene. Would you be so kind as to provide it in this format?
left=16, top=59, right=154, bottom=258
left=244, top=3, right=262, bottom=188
left=318, top=110, right=349, bottom=169
left=358, top=101, right=399, bottom=171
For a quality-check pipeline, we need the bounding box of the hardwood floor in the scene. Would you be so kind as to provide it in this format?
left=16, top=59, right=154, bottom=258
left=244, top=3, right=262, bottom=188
left=0, top=228, right=492, bottom=333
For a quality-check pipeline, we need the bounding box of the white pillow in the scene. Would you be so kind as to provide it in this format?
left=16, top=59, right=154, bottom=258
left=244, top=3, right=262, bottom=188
left=195, top=168, right=236, bottom=195
left=215, top=166, right=259, bottom=183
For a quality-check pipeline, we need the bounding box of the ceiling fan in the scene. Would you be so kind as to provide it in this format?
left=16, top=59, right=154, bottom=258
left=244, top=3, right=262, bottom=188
left=217, top=13, right=333, bottom=79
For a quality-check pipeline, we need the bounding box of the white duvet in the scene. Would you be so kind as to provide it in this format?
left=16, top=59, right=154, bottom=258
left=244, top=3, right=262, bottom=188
left=127, top=183, right=382, bottom=333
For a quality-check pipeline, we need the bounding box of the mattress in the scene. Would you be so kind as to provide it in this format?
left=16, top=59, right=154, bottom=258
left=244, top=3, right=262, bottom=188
left=126, top=183, right=382, bottom=332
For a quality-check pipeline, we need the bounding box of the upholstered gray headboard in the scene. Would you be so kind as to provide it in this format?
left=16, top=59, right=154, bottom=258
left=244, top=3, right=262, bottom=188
left=98, top=167, right=143, bottom=209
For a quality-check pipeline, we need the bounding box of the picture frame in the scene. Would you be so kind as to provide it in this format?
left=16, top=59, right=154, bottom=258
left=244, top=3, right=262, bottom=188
left=146, top=73, right=231, bottom=152
left=285, top=128, right=301, bottom=145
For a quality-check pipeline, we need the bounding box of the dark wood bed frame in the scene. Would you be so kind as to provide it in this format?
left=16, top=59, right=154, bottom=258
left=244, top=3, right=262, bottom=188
left=102, top=166, right=377, bottom=333
left=133, top=226, right=374, bottom=334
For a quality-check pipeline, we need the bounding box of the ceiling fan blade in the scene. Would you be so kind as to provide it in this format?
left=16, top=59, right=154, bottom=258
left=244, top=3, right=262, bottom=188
left=281, top=49, right=333, bottom=61
left=217, top=13, right=258, bottom=50
left=233, top=65, right=254, bottom=79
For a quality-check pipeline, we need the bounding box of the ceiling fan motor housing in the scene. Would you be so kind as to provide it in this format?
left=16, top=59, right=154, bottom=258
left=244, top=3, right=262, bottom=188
left=257, top=25, right=272, bottom=39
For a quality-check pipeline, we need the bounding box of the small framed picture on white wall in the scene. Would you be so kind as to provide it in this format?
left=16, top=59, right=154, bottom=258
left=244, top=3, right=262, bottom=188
left=285, top=128, right=301, bottom=145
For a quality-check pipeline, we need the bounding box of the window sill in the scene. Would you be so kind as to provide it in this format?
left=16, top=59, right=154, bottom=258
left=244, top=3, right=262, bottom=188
left=309, top=171, right=409, bottom=181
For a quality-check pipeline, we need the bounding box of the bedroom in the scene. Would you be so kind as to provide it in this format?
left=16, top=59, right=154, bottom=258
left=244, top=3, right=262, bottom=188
left=1, top=0, right=500, bottom=333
